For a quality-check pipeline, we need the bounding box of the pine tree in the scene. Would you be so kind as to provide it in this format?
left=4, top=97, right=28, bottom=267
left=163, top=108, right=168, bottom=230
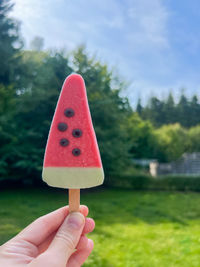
left=144, top=97, right=165, bottom=127
left=177, top=93, right=190, bottom=127
left=136, top=98, right=143, bottom=115
left=0, top=0, right=22, bottom=84
left=164, top=93, right=176, bottom=124
left=190, top=95, right=200, bottom=126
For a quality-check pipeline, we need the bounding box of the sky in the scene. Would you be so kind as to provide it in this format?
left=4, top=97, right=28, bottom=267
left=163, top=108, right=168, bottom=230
left=11, top=0, right=200, bottom=106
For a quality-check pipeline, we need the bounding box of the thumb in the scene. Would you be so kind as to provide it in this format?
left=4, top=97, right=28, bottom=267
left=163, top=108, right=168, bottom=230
left=44, top=212, right=85, bottom=265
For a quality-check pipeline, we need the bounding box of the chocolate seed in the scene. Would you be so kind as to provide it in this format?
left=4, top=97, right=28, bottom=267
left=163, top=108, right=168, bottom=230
left=64, top=108, right=75, bottom=117
left=60, top=138, right=69, bottom=147
left=58, top=122, right=68, bottom=132
left=72, top=129, right=82, bottom=138
left=72, top=148, right=81, bottom=156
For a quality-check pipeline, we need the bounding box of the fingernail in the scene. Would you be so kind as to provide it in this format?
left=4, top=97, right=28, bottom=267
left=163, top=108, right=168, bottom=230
left=67, top=212, right=85, bottom=230
left=88, top=239, right=94, bottom=250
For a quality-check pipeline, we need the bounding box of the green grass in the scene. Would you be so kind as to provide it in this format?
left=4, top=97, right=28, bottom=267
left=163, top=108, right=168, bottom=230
left=1, top=187, right=200, bottom=266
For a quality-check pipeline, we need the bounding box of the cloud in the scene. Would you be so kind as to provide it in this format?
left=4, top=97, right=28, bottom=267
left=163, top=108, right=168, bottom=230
left=127, top=0, right=169, bottom=50
left=103, top=16, right=124, bottom=29
left=12, top=0, right=170, bottom=53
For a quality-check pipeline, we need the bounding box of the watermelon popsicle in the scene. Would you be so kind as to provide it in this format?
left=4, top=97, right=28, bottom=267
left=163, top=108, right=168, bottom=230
left=42, top=74, right=104, bottom=211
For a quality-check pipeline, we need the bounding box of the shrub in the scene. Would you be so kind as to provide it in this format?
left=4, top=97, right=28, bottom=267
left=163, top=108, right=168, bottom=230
left=107, top=173, right=200, bottom=192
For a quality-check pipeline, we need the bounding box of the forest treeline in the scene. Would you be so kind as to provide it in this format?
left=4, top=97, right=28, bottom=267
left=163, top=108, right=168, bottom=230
left=137, top=94, right=200, bottom=128
left=1, top=1, right=200, bottom=184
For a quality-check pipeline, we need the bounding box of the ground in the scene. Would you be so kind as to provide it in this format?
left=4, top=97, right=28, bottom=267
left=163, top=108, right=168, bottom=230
left=0, top=187, right=200, bottom=267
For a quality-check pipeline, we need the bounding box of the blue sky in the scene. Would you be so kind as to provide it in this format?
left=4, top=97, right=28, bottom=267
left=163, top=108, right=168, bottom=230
left=12, top=0, right=200, bottom=106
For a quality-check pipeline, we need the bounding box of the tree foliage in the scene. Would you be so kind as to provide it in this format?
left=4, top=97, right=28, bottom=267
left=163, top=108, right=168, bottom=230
left=126, top=113, right=156, bottom=159
left=187, top=125, right=200, bottom=153
left=139, top=93, right=200, bottom=128
left=0, top=0, right=22, bottom=84
left=154, top=124, right=187, bottom=162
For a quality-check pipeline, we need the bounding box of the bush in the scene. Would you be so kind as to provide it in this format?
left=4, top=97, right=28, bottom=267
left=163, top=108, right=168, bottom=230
left=156, top=175, right=200, bottom=191
left=107, top=173, right=200, bottom=192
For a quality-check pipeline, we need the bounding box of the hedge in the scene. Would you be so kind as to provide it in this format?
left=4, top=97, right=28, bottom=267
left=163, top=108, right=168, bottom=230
left=1, top=173, right=200, bottom=192
left=107, top=174, right=200, bottom=192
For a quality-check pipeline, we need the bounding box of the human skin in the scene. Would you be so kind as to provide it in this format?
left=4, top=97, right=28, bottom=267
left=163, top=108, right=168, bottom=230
left=0, top=205, right=95, bottom=267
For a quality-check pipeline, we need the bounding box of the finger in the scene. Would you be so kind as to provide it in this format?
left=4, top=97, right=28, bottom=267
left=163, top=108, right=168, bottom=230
left=39, top=235, right=89, bottom=256
left=67, top=239, right=94, bottom=267
left=43, top=212, right=85, bottom=265
left=79, top=205, right=89, bottom=217
left=15, top=205, right=88, bottom=246
left=83, top=218, right=95, bottom=233
left=38, top=216, right=94, bottom=254
left=76, top=235, right=88, bottom=250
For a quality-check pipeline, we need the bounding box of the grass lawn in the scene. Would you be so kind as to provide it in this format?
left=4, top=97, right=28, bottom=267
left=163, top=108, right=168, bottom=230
left=1, top=187, right=200, bottom=266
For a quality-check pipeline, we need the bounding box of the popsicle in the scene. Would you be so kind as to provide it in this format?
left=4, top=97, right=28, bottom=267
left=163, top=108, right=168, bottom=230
left=42, top=74, right=104, bottom=211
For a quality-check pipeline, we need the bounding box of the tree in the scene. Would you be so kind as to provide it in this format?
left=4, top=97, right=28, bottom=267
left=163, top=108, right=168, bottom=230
left=10, top=50, right=73, bottom=181
left=187, top=125, right=200, bottom=152
left=136, top=98, right=142, bottom=115
left=139, top=92, right=200, bottom=128
left=0, top=0, right=23, bottom=179
left=127, top=112, right=156, bottom=159
left=30, top=36, right=44, bottom=51
left=163, top=93, right=176, bottom=124
left=0, top=84, right=17, bottom=178
left=0, top=0, right=22, bottom=84
left=141, top=97, right=165, bottom=127
left=155, top=123, right=187, bottom=162
left=177, top=93, right=190, bottom=127
left=189, top=95, right=200, bottom=126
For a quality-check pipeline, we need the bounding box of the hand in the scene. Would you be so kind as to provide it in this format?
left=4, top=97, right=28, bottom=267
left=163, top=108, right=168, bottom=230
left=0, top=205, right=95, bottom=267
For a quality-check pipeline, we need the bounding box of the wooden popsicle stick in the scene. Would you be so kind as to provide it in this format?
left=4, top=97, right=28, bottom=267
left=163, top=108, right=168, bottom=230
left=69, top=189, right=80, bottom=212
